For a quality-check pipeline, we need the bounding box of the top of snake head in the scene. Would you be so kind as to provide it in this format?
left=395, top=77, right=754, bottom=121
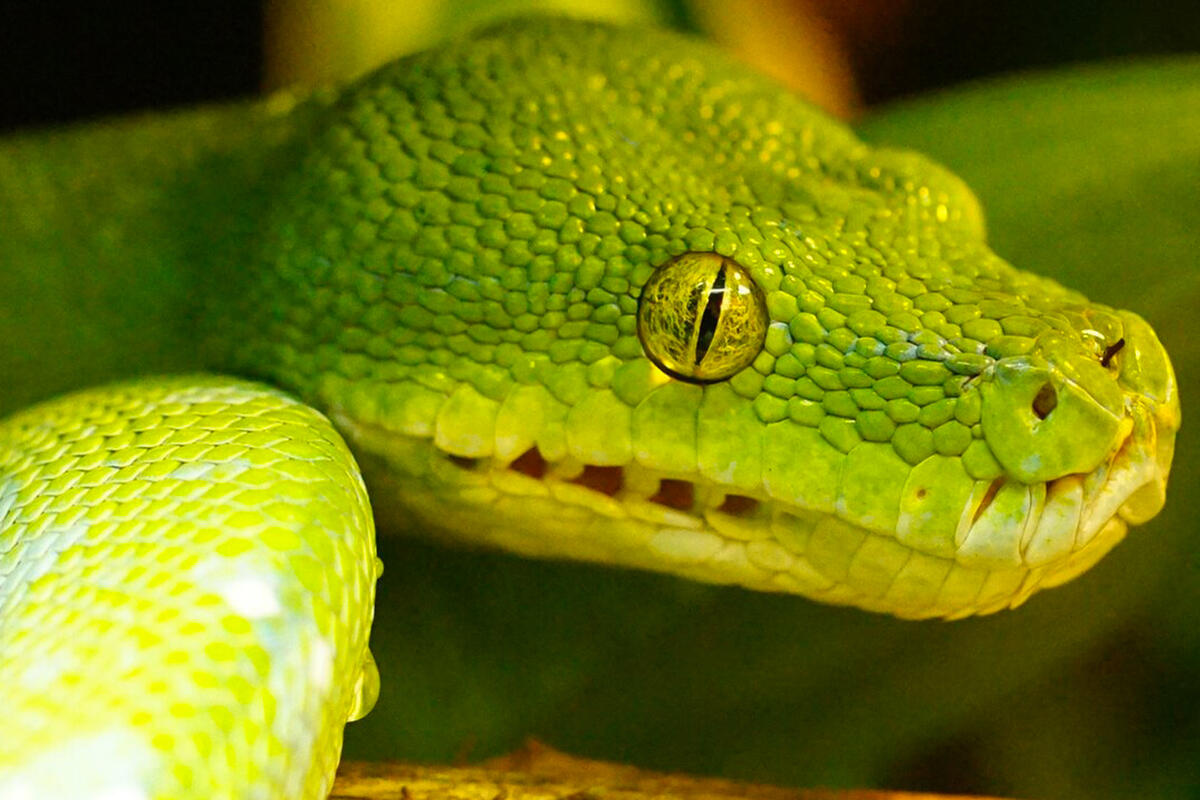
left=218, top=17, right=1179, bottom=619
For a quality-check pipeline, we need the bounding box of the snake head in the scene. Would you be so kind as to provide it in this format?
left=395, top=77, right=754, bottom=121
left=223, top=17, right=1181, bottom=619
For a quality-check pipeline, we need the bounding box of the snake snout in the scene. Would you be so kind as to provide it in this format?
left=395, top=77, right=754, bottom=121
left=974, top=307, right=1178, bottom=570
left=980, top=305, right=1179, bottom=492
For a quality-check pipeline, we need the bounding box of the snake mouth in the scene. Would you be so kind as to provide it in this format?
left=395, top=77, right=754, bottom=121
left=334, top=385, right=1175, bottom=620
left=338, top=406, right=886, bottom=605
left=422, top=442, right=816, bottom=577
left=457, top=447, right=772, bottom=527
left=1025, top=396, right=1175, bottom=589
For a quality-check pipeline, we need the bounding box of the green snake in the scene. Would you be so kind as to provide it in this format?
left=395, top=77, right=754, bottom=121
left=0, top=17, right=1180, bottom=800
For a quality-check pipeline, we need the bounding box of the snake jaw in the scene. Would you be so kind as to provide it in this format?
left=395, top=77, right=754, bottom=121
left=1024, top=407, right=1161, bottom=592
left=991, top=397, right=1166, bottom=594
left=1007, top=358, right=1177, bottom=595
left=1088, top=396, right=1172, bottom=530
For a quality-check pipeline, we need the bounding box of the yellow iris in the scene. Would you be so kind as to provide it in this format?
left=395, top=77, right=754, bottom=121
left=636, top=252, right=768, bottom=383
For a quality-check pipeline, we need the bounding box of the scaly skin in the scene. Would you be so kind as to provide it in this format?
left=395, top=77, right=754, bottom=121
left=0, top=379, right=379, bottom=799
left=0, top=17, right=1180, bottom=800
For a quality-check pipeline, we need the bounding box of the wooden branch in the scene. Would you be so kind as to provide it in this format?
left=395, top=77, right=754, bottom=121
left=331, top=741, right=1016, bottom=800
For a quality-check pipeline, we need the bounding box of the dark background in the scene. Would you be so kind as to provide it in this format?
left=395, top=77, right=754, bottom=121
left=3, top=1, right=1199, bottom=131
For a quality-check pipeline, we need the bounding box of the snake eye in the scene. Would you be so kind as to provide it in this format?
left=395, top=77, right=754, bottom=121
left=636, top=252, right=768, bottom=384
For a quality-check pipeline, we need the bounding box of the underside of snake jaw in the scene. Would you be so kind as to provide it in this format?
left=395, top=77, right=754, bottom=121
left=341, top=395, right=1172, bottom=621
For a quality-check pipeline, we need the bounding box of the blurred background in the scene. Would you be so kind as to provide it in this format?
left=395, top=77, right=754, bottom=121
left=4, top=0, right=1200, bottom=127
left=1, top=3, right=1197, bottom=799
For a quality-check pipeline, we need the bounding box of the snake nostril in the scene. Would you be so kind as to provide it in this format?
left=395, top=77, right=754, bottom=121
left=449, top=455, right=481, bottom=470
left=1032, top=383, right=1058, bottom=420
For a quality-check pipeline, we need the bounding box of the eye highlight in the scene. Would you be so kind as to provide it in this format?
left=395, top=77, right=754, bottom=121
left=636, top=252, right=768, bottom=383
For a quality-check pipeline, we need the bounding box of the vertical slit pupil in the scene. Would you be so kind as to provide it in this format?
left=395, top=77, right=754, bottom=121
left=694, top=263, right=726, bottom=365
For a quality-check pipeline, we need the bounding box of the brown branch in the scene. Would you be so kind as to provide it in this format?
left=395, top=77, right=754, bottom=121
left=332, top=741, right=1017, bottom=800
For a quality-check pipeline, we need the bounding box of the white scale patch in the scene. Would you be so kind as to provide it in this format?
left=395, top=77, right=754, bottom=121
left=0, top=730, right=157, bottom=800
left=218, top=576, right=283, bottom=619
left=308, top=636, right=334, bottom=692
left=15, top=650, right=72, bottom=692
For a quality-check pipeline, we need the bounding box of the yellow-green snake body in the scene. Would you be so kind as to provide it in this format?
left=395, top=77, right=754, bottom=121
left=0, top=17, right=1180, bottom=800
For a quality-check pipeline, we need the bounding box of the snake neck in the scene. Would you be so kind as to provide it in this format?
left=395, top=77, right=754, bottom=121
left=0, top=97, right=308, bottom=417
